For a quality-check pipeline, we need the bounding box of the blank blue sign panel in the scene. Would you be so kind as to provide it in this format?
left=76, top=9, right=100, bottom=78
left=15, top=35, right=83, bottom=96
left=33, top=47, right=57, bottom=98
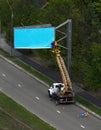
left=14, top=27, right=55, bottom=49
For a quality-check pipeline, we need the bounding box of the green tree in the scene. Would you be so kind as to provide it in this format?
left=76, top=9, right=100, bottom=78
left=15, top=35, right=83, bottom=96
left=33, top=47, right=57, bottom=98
left=84, top=43, right=101, bottom=90
left=91, top=1, right=101, bottom=27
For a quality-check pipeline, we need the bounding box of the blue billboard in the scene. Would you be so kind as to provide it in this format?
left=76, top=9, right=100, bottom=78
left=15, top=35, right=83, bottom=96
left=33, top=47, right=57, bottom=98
left=14, top=27, right=55, bottom=49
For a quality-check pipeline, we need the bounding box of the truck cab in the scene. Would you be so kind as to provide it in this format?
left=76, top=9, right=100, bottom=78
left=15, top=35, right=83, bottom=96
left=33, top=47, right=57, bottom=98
left=48, top=83, right=64, bottom=97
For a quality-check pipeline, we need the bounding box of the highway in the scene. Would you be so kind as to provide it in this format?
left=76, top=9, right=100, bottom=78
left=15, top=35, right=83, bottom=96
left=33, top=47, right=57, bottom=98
left=0, top=55, right=101, bottom=130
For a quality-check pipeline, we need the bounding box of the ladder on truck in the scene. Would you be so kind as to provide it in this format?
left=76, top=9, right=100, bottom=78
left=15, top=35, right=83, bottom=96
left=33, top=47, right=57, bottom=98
left=56, top=52, right=73, bottom=95
left=51, top=41, right=73, bottom=96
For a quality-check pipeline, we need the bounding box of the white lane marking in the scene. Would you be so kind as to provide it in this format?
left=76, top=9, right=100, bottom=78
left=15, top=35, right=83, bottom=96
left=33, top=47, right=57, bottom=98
left=18, top=84, right=22, bottom=88
left=80, top=125, right=85, bottom=129
left=35, top=96, right=40, bottom=100
left=57, top=110, right=61, bottom=114
left=2, top=73, right=6, bottom=77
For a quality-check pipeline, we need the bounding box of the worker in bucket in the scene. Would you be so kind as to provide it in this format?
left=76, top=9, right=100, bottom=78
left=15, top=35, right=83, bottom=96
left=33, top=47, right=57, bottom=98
left=51, top=41, right=58, bottom=49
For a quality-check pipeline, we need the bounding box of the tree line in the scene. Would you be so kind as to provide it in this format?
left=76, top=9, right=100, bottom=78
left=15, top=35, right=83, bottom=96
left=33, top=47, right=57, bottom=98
left=0, top=0, right=101, bottom=91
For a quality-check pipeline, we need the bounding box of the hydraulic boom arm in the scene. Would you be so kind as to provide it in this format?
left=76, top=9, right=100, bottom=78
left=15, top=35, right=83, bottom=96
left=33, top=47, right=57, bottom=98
left=51, top=41, right=73, bottom=96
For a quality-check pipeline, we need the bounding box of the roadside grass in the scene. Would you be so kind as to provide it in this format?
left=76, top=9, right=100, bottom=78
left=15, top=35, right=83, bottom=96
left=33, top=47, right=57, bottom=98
left=0, top=107, right=31, bottom=130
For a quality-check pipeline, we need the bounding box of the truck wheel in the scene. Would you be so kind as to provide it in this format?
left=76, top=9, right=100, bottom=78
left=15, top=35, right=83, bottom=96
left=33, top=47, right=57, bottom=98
left=48, top=91, right=52, bottom=98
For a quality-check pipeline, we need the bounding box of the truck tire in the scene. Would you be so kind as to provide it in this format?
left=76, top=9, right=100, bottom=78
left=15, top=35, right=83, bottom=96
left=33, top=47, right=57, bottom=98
left=48, top=91, right=52, bottom=98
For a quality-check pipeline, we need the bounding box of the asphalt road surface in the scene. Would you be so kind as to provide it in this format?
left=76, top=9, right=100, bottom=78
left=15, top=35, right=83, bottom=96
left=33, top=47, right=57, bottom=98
left=0, top=55, right=101, bottom=130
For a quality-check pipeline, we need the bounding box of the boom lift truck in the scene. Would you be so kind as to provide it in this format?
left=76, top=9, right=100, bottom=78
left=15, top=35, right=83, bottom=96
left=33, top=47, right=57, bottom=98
left=48, top=41, right=75, bottom=104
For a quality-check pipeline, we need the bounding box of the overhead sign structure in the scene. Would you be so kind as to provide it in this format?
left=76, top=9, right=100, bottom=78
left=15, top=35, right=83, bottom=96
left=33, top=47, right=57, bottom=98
left=14, top=27, right=55, bottom=49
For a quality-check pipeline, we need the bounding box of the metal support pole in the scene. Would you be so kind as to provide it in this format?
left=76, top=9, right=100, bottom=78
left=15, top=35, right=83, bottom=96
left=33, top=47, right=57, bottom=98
left=0, top=20, right=1, bottom=42
left=56, top=19, right=72, bottom=76
left=7, top=0, right=13, bottom=56
left=56, top=19, right=70, bottom=29
left=0, top=20, right=1, bottom=34
left=67, top=19, right=72, bottom=76
left=10, top=12, right=13, bottom=56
